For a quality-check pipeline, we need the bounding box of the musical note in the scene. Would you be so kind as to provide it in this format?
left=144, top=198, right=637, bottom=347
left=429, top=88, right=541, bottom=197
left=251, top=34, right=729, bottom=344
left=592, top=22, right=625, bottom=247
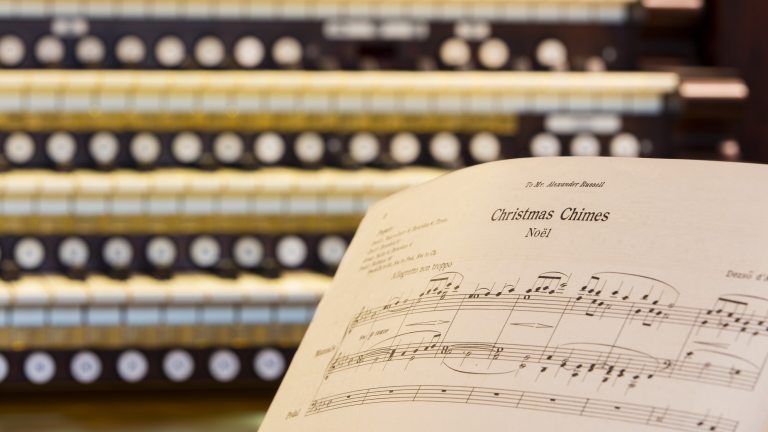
left=306, top=384, right=739, bottom=432
left=324, top=338, right=759, bottom=389
left=329, top=271, right=768, bottom=393
left=347, top=285, right=766, bottom=340
left=310, top=269, right=768, bottom=432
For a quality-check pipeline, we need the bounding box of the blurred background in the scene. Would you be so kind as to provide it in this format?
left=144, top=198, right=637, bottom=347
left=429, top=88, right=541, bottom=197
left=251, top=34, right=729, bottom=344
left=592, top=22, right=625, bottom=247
left=0, top=0, right=763, bottom=430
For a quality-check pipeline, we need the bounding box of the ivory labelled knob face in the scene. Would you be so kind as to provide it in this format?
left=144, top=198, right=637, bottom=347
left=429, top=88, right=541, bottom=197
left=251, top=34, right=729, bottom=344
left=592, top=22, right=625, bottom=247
left=585, top=56, right=606, bottom=72
left=75, top=36, right=106, bottom=65
left=439, top=37, right=471, bottom=67
left=115, top=35, right=147, bottom=64
left=117, top=350, right=148, bottom=383
left=233, top=236, right=264, bottom=268
left=163, top=349, right=195, bottom=382
left=34, top=35, right=65, bottom=64
left=570, top=133, right=601, bottom=157
left=89, top=132, right=120, bottom=165
left=171, top=132, right=203, bottom=164
left=102, top=237, right=134, bottom=269
left=272, top=37, right=302, bottom=66
left=189, top=235, right=221, bottom=268
left=24, top=351, right=56, bottom=384
left=276, top=235, right=308, bottom=268
left=58, top=237, right=90, bottom=268
left=234, top=36, right=265, bottom=68
left=209, top=349, right=241, bottom=383
left=194, top=35, right=226, bottom=67
left=213, top=133, right=245, bottom=164
left=294, top=133, right=325, bottom=164
left=429, top=133, right=462, bottom=164
left=254, top=133, right=286, bottom=165
left=529, top=133, right=562, bottom=157
left=254, top=348, right=286, bottom=381
left=14, top=237, right=46, bottom=270
left=536, top=38, right=568, bottom=69
left=478, top=38, right=510, bottom=70
left=155, top=35, right=186, bottom=67
left=469, top=133, right=502, bottom=163
left=4, top=132, right=36, bottom=164
left=389, top=133, right=421, bottom=165
left=349, top=133, right=381, bottom=165
left=318, top=235, right=348, bottom=268
left=70, top=351, right=102, bottom=384
left=719, top=139, right=739, bottom=161
left=146, top=236, right=178, bottom=268
left=0, top=35, right=26, bottom=66
left=609, top=133, right=641, bottom=158
left=46, top=132, right=78, bottom=165
left=0, top=354, right=8, bottom=383
left=130, top=133, right=162, bottom=165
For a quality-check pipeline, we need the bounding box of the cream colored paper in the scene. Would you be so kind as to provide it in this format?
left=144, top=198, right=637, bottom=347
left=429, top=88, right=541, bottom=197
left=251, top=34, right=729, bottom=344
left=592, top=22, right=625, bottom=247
left=261, top=158, right=768, bottom=432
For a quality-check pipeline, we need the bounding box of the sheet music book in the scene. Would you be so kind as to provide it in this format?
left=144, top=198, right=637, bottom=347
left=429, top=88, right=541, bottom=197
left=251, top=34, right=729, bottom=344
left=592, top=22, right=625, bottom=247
left=261, top=158, right=768, bottom=432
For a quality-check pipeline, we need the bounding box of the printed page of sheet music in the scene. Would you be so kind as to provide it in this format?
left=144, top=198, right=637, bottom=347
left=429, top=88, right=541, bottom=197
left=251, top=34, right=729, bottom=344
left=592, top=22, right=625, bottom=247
left=261, top=158, right=768, bottom=432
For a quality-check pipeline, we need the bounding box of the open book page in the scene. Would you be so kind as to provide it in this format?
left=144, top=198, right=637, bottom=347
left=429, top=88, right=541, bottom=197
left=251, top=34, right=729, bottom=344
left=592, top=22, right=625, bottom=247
left=261, top=157, right=768, bottom=432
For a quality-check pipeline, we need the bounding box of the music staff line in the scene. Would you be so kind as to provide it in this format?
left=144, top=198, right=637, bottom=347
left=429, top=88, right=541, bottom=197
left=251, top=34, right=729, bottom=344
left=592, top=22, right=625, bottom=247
left=348, top=292, right=768, bottom=340
left=306, top=384, right=738, bottom=432
left=325, top=340, right=757, bottom=390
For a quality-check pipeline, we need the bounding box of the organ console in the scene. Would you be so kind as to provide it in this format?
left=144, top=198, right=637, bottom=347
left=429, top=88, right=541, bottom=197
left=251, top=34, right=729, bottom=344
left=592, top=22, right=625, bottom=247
left=0, top=3, right=756, bottom=428
left=0, top=69, right=747, bottom=167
